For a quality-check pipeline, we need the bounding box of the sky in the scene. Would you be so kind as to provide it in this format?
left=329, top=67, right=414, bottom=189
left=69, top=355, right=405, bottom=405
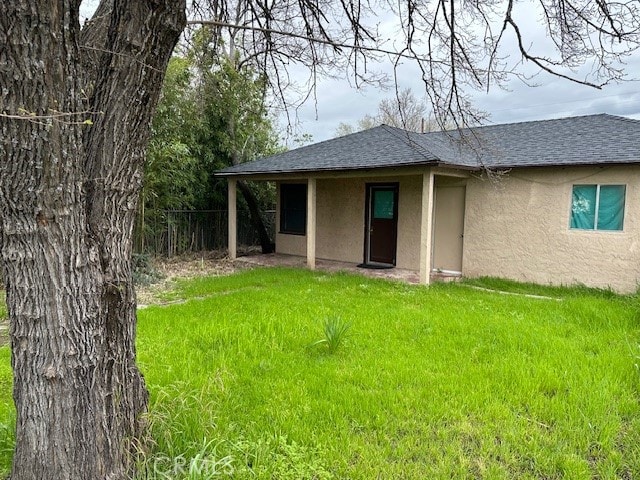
left=286, top=0, right=640, bottom=144
left=79, top=1, right=640, bottom=145
left=290, top=65, right=640, bottom=144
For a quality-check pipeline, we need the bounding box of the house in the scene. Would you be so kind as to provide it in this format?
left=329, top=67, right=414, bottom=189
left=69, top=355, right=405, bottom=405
left=216, top=114, right=640, bottom=293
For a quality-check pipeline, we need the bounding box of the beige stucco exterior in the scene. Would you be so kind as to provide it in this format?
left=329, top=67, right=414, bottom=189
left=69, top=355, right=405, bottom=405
left=275, top=175, right=424, bottom=270
left=463, top=166, right=640, bottom=292
left=266, top=164, right=640, bottom=293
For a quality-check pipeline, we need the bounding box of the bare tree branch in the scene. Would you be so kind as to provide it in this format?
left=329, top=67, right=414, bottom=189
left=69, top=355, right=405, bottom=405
left=187, top=0, right=640, bottom=128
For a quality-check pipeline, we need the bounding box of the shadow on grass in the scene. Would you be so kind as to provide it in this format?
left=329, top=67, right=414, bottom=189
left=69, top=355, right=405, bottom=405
left=461, top=276, right=629, bottom=300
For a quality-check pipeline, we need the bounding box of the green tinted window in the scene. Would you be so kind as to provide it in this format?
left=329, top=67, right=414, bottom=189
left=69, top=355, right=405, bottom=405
left=373, top=190, right=395, bottom=219
left=570, top=185, right=596, bottom=229
left=596, top=185, right=625, bottom=230
left=570, top=184, right=625, bottom=231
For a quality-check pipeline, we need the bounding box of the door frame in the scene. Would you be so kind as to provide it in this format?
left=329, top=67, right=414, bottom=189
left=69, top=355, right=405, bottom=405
left=363, top=183, right=399, bottom=266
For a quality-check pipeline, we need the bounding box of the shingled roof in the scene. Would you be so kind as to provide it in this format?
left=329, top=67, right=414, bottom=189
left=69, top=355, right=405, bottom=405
left=216, top=114, right=640, bottom=176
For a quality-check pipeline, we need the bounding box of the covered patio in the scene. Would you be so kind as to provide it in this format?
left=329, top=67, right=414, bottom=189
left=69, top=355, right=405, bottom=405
left=234, top=251, right=422, bottom=283
left=225, top=167, right=469, bottom=286
left=216, top=125, right=473, bottom=286
left=234, top=251, right=465, bottom=284
left=216, top=116, right=640, bottom=294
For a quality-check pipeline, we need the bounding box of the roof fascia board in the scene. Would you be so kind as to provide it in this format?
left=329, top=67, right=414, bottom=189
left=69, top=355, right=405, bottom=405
left=486, top=161, right=640, bottom=170
left=215, top=164, right=476, bottom=181
left=431, top=167, right=473, bottom=178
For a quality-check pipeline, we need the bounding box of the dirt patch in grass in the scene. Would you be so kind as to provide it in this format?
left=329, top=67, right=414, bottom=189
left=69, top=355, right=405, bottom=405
left=135, top=250, right=254, bottom=306
left=0, top=250, right=253, bottom=344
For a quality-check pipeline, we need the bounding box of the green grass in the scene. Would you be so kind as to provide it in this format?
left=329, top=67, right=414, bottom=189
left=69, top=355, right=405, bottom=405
left=135, top=269, right=640, bottom=479
left=1, top=269, right=640, bottom=478
left=463, top=276, right=623, bottom=300
left=0, top=347, right=13, bottom=478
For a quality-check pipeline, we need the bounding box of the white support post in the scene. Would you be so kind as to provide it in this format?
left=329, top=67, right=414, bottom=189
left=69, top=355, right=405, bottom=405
left=306, top=177, right=317, bottom=269
left=227, top=178, right=237, bottom=260
left=419, top=171, right=435, bottom=284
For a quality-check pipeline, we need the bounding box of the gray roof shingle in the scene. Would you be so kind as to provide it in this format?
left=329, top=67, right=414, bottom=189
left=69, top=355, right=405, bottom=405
left=216, top=114, right=640, bottom=176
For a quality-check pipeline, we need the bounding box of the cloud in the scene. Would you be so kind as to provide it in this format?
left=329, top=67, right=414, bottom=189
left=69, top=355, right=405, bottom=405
left=76, top=0, right=640, bottom=143
left=286, top=1, right=640, bottom=142
left=289, top=68, right=640, bottom=143
left=574, top=93, right=640, bottom=117
left=290, top=60, right=640, bottom=143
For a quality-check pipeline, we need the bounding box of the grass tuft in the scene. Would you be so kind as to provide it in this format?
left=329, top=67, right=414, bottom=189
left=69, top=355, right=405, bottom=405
left=307, top=316, right=351, bottom=354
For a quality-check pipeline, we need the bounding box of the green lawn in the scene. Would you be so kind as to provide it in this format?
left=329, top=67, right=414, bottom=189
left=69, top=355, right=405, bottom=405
left=0, top=268, right=639, bottom=478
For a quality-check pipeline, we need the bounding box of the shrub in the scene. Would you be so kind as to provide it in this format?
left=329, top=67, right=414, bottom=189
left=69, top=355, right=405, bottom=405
left=133, top=253, right=164, bottom=286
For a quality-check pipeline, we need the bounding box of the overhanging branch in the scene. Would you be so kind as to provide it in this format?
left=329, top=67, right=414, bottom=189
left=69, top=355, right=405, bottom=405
left=187, top=18, right=449, bottom=66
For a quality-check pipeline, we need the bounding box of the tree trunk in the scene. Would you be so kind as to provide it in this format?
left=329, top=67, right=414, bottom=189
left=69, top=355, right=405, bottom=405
left=227, top=107, right=273, bottom=254
left=0, top=2, right=185, bottom=479
left=238, top=181, right=275, bottom=254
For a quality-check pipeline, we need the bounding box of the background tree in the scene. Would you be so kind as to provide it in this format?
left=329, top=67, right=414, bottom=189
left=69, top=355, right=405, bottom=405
left=191, top=31, right=282, bottom=253
left=335, top=88, right=447, bottom=136
left=335, top=115, right=378, bottom=137
left=141, top=28, right=282, bottom=255
left=377, top=89, right=430, bottom=131
left=139, top=57, right=204, bottom=252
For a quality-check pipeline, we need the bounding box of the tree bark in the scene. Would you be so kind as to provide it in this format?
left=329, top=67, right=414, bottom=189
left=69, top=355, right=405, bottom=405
left=0, top=1, right=185, bottom=478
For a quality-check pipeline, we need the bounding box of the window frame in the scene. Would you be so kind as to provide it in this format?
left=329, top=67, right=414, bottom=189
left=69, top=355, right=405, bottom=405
left=279, top=183, right=307, bottom=235
left=569, top=183, right=626, bottom=232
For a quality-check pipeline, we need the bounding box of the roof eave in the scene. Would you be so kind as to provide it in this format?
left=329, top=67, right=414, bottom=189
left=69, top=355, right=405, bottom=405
left=213, top=158, right=490, bottom=178
left=485, top=160, right=640, bottom=169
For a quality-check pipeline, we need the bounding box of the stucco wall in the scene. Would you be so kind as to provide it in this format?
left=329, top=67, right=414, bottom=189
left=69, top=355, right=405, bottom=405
left=314, top=178, right=365, bottom=263
left=275, top=176, right=423, bottom=269
left=463, top=166, right=640, bottom=293
left=394, top=176, right=422, bottom=269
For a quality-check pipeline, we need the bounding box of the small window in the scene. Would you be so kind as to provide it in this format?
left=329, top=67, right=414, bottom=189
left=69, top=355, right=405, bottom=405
left=280, top=183, right=307, bottom=235
left=570, top=184, right=625, bottom=231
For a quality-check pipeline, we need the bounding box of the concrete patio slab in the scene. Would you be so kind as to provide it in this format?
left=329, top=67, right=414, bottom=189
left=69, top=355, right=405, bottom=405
left=235, top=253, right=422, bottom=284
